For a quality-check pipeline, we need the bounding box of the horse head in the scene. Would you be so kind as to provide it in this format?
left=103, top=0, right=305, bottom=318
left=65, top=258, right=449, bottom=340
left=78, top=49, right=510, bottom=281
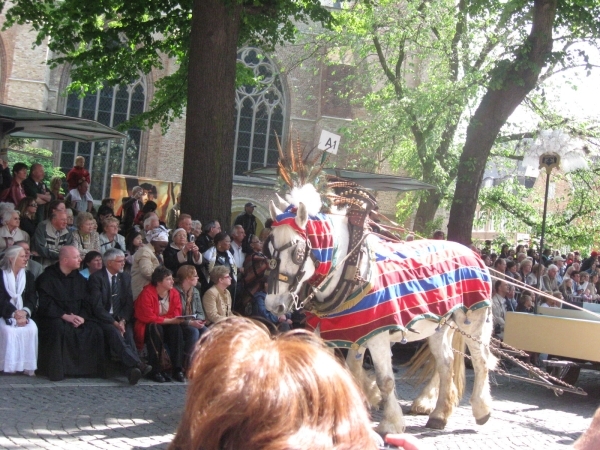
left=264, top=201, right=317, bottom=315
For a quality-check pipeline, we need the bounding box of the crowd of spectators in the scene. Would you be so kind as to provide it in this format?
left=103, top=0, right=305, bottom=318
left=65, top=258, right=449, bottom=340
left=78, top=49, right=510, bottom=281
left=474, top=239, right=600, bottom=339
left=0, top=160, right=297, bottom=383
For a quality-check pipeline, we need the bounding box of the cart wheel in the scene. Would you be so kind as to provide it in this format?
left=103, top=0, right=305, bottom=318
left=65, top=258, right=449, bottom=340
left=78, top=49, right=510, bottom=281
left=548, top=365, right=580, bottom=385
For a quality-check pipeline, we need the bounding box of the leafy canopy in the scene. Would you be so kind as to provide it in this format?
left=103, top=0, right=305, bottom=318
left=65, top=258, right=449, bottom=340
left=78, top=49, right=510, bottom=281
left=0, top=0, right=333, bottom=131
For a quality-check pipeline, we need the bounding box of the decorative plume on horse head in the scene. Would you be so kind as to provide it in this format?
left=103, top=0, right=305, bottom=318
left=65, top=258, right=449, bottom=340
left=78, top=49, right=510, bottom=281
left=265, top=136, right=496, bottom=434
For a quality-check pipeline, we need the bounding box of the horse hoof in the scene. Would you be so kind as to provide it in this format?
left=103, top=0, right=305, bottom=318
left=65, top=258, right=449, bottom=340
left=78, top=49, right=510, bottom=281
left=476, top=413, right=491, bottom=425
left=425, top=417, right=447, bottom=430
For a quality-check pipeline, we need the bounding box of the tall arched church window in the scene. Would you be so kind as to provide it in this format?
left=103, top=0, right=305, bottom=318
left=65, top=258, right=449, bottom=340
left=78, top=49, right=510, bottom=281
left=234, top=48, right=286, bottom=177
left=60, top=81, right=146, bottom=199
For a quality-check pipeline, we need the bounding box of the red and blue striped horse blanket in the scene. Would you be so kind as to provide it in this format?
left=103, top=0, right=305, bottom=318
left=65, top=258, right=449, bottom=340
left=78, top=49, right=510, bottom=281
left=305, top=238, right=492, bottom=348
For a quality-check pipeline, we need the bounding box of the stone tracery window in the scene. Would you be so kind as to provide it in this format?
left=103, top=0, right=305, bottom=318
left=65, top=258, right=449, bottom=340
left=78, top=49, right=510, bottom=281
left=234, top=47, right=286, bottom=177
left=59, top=81, right=146, bottom=199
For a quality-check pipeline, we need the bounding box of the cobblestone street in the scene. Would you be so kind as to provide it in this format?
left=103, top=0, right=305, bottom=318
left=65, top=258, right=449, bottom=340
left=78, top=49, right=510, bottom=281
left=0, top=361, right=597, bottom=449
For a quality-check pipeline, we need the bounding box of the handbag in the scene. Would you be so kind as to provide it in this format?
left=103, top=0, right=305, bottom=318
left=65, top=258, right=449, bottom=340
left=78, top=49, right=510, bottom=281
left=148, top=323, right=172, bottom=372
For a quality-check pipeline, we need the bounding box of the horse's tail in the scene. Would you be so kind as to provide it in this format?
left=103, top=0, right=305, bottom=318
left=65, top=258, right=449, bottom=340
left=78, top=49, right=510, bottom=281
left=403, top=332, right=466, bottom=401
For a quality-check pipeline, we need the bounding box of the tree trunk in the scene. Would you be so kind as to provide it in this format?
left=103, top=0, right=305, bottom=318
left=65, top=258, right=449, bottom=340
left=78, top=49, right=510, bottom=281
left=181, top=0, right=242, bottom=226
left=413, top=190, right=442, bottom=235
left=447, top=0, right=557, bottom=245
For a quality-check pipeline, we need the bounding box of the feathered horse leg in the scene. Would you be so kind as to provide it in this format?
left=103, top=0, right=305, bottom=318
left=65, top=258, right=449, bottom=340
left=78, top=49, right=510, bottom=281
left=367, top=332, right=405, bottom=434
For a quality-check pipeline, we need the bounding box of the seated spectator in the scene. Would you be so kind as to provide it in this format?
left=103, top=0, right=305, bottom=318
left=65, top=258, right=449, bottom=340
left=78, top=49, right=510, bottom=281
left=120, top=186, right=144, bottom=236
left=36, top=246, right=104, bottom=381
left=79, top=251, right=103, bottom=280
left=482, top=253, right=492, bottom=267
left=516, top=252, right=527, bottom=264
left=241, top=234, right=269, bottom=313
left=197, top=220, right=221, bottom=254
left=505, top=284, right=517, bottom=312
left=541, top=264, right=560, bottom=292
left=14, top=240, right=42, bottom=280
left=88, top=248, right=152, bottom=385
left=559, top=277, right=574, bottom=302
left=171, top=317, right=383, bottom=450
left=190, top=220, right=202, bottom=241
left=22, top=163, right=52, bottom=224
left=65, top=179, right=93, bottom=215
left=499, top=244, right=510, bottom=259
left=580, top=251, right=598, bottom=273
left=432, top=229, right=445, bottom=240
left=174, top=265, right=207, bottom=369
left=252, top=280, right=292, bottom=332
left=0, top=162, right=28, bottom=205
left=491, top=280, right=507, bottom=340
left=100, top=197, right=115, bottom=213
left=505, top=260, right=521, bottom=282
left=32, top=210, right=73, bottom=268
left=134, top=200, right=158, bottom=229
left=16, top=196, right=38, bottom=238
left=49, top=176, right=65, bottom=202
left=0, top=246, right=37, bottom=375
left=72, top=211, right=100, bottom=258
left=65, top=208, right=76, bottom=232
left=527, top=263, right=545, bottom=287
left=99, top=217, right=126, bottom=255
left=516, top=294, right=534, bottom=313
left=125, top=229, right=143, bottom=271
left=0, top=160, right=10, bottom=194
left=540, top=292, right=562, bottom=308
left=571, top=270, right=583, bottom=296
left=164, top=227, right=202, bottom=275
left=65, top=156, right=90, bottom=191
left=202, top=266, right=234, bottom=325
left=202, top=231, right=237, bottom=298
left=141, top=212, right=161, bottom=242
left=96, top=199, right=115, bottom=234
left=134, top=266, right=185, bottom=383
left=493, top=258, right=506, bottom=279
left=230, top=225, right=246, bottom=276
left=0, top=208, right=29, bottom=252
left=131, top=227, right=169, bottom=299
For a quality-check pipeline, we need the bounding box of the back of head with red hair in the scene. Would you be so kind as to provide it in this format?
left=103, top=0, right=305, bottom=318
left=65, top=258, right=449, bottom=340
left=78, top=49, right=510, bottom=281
left=170, top=317, right=377, bottom=450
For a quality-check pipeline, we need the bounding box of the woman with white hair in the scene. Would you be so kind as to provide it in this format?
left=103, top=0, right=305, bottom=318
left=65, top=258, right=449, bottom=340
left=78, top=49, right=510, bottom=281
left=163, top=227, right=202, bottom=275
left=0, top=245, right=37, bottom=375
left=72, top=211, right=100, bottom=258
left=0, top=208, right=29, bottom=252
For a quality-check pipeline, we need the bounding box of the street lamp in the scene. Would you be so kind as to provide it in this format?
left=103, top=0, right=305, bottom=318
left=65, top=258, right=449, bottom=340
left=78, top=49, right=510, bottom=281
left=522, top=130, right=590, bottom=312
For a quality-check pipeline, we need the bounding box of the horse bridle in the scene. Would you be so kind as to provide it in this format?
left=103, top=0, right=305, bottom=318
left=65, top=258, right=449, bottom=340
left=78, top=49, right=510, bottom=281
left=264, top=233, right=314, bottom=296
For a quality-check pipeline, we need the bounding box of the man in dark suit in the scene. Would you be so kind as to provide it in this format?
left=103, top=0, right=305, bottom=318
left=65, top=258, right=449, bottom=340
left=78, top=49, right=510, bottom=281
left=88, top=247, right=151, bottom=384
left=120, top=186, right=144, bottom=236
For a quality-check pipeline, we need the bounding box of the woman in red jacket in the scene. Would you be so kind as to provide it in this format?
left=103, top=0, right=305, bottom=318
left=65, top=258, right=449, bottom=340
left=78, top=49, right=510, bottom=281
left=134, top=265, right=186, bottom=383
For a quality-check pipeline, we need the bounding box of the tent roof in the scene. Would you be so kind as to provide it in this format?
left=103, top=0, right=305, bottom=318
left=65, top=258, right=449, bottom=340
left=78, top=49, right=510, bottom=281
left=247, top=167, right=437, bottom=192
left=0, top=103, right=127, bottom=142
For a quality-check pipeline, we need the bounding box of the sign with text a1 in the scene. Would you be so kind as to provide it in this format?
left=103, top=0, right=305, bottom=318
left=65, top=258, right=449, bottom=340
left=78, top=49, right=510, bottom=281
left=318, top=130, right=341, bottom=155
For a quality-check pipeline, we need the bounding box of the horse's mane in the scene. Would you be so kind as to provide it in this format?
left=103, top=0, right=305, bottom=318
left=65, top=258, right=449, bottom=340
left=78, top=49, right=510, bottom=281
left=286, top=184, right=323, bottom=216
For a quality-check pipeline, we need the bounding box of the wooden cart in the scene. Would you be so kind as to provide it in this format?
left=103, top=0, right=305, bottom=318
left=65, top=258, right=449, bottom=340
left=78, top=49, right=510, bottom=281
left=504, top=305, right=600, bottom=387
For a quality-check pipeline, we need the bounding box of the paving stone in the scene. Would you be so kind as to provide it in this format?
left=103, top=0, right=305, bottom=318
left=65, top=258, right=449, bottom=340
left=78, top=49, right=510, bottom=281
left=0, top=361, right=597, bottom=449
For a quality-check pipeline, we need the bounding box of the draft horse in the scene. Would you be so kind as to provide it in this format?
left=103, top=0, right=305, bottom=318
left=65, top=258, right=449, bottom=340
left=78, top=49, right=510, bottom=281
left=264, top=185, right=495, bottom=434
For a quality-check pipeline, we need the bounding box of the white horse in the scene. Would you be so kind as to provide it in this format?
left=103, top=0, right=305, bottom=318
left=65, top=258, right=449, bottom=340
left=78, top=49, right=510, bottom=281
left=264, top=186, right=496, bottom=434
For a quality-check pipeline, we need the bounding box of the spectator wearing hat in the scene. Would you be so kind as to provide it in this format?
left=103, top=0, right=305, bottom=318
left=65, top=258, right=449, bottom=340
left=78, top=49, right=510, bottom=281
left=131, top=227, right=169, bottom=299
left=234, top=202, right=257, bottom=253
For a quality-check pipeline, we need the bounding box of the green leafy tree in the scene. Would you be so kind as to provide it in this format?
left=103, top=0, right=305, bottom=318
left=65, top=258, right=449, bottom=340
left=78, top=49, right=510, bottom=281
left=311, top=0, right=599, bottom=238
left=0, top=0, right=332, bottom=224
left=448, top=0, right=600, bottom=245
